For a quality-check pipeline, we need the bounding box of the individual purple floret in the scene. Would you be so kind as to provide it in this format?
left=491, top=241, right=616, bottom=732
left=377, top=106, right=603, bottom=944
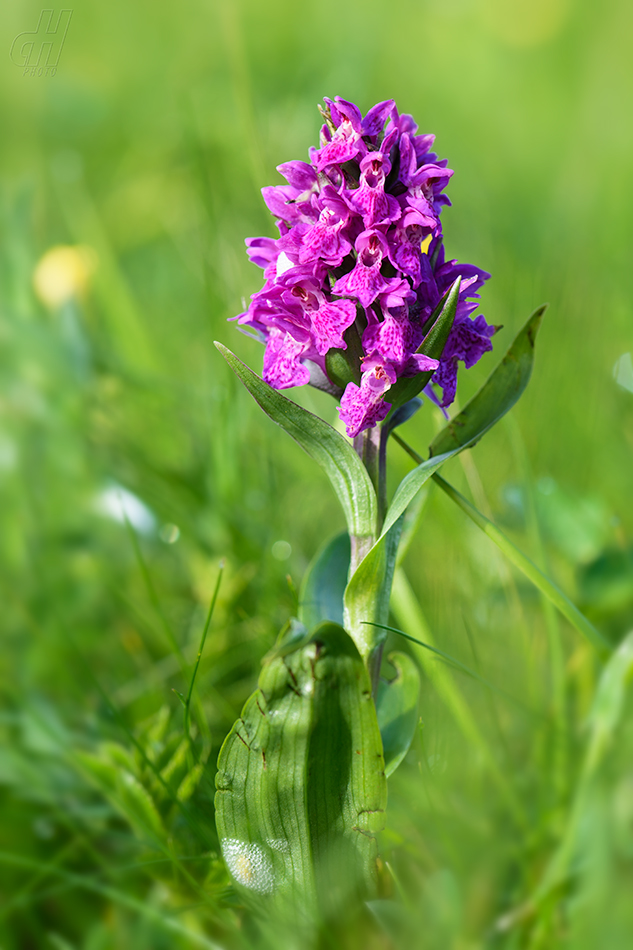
left=236, top=97, right=494, bottom=438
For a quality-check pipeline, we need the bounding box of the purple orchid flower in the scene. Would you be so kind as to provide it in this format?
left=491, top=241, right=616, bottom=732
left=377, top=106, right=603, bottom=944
left=234, top=96, right=493, bottom=437
left=332, top=231, right=406, bottom=309
left=339, top=356, right=397, bottom=437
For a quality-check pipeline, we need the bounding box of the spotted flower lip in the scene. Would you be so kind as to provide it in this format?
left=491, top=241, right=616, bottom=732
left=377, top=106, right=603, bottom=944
left=236, top=96, right=494, bottom=437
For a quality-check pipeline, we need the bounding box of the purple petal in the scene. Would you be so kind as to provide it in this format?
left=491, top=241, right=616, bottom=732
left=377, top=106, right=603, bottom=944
left=332, top=261, right=389, bottom=309
left=276, top=161, right=318, bottom=194
left=338, top=360, right=396, bottom=437
left=245, top=236, right=279, bottom=271
left=361, top=99, right=396, bottom=136
left=330, top=97, right=363, bottom=131
left=406, top=353, right=440, bottom=374
left=310, top=299, right=357, bottom=355
left=263, top=329, right=311, bottom=389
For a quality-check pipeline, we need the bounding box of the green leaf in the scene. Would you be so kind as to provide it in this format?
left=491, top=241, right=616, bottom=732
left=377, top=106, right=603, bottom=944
left=298, top=532, right=350, bottom=630
left=382, top=397, right=423, bottom=438
left=383, top=277, right=461, bottom=420
left=429, top=304, right=547, bottom=458
left=376, top=652, right=420, bottom=777
left=382, top=305, right=547, bottom=539
left=215, top=343, right=377, bottom=541
left=325, top=321, right=363, bottom=388
left=344, top=306, right=546, bottom=661
left=344, top=515, right=404, bottom=660
left=214, top=622, right=387, bottom=923
left=76, top=748, right=166, bottom=846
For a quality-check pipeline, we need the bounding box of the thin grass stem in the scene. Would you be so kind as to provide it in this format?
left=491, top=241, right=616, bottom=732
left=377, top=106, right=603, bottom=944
left=391, top=433, right=609, bottom=653
left=184, top=560, right=224, bottom=750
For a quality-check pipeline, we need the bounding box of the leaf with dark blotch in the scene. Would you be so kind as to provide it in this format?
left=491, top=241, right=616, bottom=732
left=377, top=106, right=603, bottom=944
left=214, top=622, right=387, bottom=925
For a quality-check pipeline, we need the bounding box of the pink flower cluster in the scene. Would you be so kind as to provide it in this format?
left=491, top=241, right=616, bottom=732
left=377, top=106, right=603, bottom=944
left=236, top=97, right=493, bottom=437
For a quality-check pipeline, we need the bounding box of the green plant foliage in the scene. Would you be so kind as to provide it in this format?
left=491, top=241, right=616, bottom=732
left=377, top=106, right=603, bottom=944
left=376, top=653, right=421, bottom=777
left=385, top=305, right=546, bottom=537
left=429, top=305, right=547, bottom=458
left=214, top=622, right=387, bottom=925
left=298, top=532, right=350, bottom=630
left=344, top=515, right=404, bottom=660
left=216, top=343, right=377, bottom=542
left=343, top=306, right=546, bottom=662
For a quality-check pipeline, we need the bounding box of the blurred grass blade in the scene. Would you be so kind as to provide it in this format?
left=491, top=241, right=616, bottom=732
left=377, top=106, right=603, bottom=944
left=184, top=559, right=224, bottom=746
left=383, top=277, right=461, bottom=419
left=366, top=622, right=539, bottom=716
left=390, top=569, right=526, bottom=824
left=376, top=652, right=420, bottom=777
left=216, top=343, right=377, bottom=540
left=215, top=622, right=386, bottom=922
left=430, top=304, right=547, bottom=457
left=533, top=630, right=633, bottom=904
left=298, top=532, right=350, bottom=629
left=0, top=853, right=223, bottom=950
left=431, top=473, right=609, bottom=652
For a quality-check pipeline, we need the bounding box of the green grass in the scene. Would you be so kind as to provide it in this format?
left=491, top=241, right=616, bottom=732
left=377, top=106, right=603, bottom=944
left=2, top=0, right=633, bottom=946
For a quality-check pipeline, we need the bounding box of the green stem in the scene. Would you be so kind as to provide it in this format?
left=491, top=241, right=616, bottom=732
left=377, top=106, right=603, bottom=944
left=377, top=425, right=389, bottom=531
left=351, top=424, right=387, bottom=692
left=353, top=426, right=380, bottom=499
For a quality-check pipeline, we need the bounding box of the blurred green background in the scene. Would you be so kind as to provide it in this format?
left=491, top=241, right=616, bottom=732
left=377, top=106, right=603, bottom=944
left=1, top=0, right=633, bottom=946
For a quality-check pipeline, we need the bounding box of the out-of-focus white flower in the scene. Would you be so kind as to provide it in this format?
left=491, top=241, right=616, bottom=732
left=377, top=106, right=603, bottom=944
left=95, top=484, right=155, bottom=535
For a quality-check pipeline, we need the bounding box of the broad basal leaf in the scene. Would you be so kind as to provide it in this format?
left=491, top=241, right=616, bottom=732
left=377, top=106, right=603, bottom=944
left=214, top=622, right=387, bottom=924
left=216, top=343, right=377, bottom=542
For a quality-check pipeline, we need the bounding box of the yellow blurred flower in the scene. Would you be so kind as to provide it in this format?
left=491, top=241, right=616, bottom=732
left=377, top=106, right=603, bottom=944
left=32, top=245, right=97, bottom=309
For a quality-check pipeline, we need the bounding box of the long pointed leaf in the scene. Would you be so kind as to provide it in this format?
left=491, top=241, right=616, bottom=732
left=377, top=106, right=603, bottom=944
left=216, top=343, right=377, bottom=540
left=381, top=305, right=546, bottom=538
left=429, top=304, right=547, bottom=457
left=343, top=307, right=546, bottom=661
